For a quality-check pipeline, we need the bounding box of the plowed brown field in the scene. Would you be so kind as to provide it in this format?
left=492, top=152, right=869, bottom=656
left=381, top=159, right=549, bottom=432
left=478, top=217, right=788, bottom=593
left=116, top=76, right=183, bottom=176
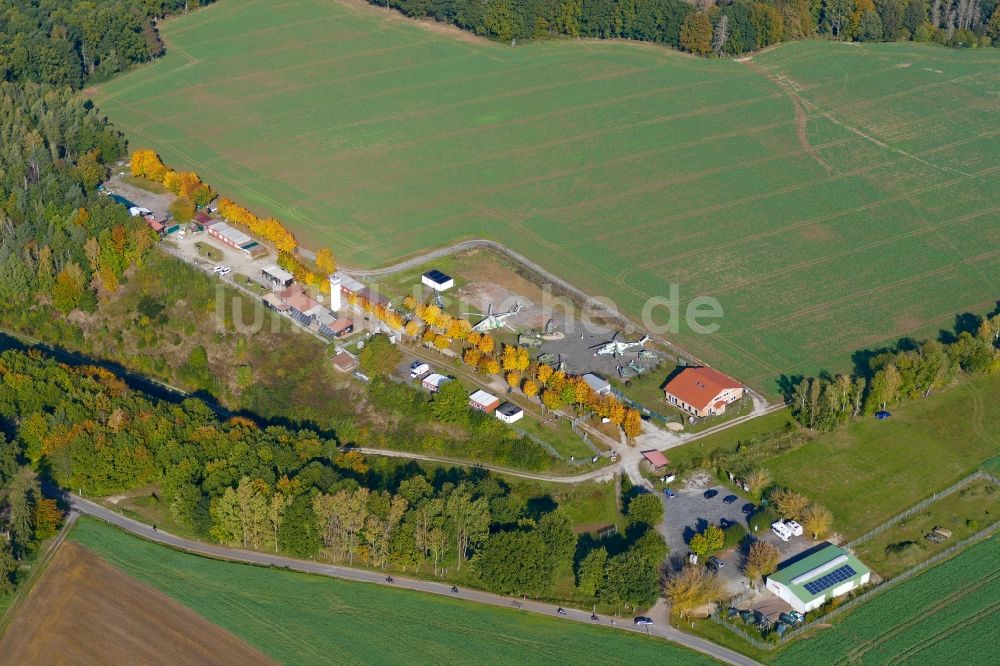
left=0, top=541, right=273, bottom=666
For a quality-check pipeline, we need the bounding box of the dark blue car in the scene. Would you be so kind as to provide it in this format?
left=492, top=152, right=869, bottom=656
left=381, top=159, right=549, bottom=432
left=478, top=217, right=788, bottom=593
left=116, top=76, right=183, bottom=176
left=875, top=410, right=891, bottom=420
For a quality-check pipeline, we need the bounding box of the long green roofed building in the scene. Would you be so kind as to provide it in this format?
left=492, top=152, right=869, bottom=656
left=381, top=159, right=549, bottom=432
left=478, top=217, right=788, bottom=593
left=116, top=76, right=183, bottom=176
left=765, top=543, right=871, bottom=613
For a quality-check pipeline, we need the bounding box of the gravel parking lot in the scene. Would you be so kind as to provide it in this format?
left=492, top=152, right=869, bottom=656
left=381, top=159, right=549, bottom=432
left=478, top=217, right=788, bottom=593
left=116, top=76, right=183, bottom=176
left=661, top=478, right=830, bottom=600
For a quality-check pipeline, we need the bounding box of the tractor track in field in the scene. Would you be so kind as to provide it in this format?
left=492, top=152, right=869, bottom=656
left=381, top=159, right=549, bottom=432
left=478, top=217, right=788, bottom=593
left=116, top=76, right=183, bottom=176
left=743, top=244, right=1000, bottom=334
left=839, top=567, right=1000, bottom=665
left=612, top=158, right=1000, bottom=286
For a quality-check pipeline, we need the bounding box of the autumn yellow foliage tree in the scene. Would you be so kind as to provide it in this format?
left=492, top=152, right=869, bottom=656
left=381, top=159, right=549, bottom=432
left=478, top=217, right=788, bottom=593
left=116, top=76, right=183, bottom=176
left=477, top=334, right=495, bottom=355
left=623, top=408, right=642, bottom=439
left=506, top=371, right=521, bottom=390
left=523, top=379, right=539, bottom=398
left=315, top=248, right=336, bottom=275
left=463, top=348, right=482, bottom=367
left=130, top=149, right=166, bottom=181
left=478, top=356, right=500, bottom=375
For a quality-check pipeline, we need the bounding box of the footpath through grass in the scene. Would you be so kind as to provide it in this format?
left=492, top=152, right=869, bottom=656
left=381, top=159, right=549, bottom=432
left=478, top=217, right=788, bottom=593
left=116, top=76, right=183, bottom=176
left=70, top=518, right=713, bottom=665
left=774, top=535, right=1000, bottom=665
left=92, top=0, right=1000, bottom=393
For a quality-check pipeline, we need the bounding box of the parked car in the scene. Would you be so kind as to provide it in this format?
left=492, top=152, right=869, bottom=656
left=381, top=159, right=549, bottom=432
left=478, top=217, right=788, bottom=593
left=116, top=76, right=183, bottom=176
left=741, top=503, right=756, bottom=515
left=409, top=361, right=430, bottom=379
left=707, top=556, right=725, bottom=570
left=720, top=518, right=734, bottom=529
left=633, top=616, right=653, bottom=626
left=212, top=265, right=226, bottom=272
left=779, top=612, right=805, bottom=626
left=703, top=489, right=719, bottom=499
left=786, top=520, right=804, bottom=536
left=875, top=410, right=892, bottom=420
left=663, top=488, right=676, bottom=498
left=723, top=494, right=738, bottom=504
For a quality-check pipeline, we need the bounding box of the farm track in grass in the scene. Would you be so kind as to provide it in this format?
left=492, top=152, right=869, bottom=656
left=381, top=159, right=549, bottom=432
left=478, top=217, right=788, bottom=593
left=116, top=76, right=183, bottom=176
left=92, top=0, right=1000, bottom=393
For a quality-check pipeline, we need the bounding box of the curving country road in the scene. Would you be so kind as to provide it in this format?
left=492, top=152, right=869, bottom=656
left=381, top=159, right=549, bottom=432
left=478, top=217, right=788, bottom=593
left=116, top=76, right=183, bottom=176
left=69, top=495, right=759, bottom=666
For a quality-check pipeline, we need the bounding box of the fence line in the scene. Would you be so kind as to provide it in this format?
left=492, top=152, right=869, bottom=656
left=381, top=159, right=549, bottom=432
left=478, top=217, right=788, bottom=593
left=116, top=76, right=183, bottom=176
left=844, top=469, right=1000, bottom=549
left=569, top=418, right=602, bottom=456
left=609, top=388, right=677, bottom=425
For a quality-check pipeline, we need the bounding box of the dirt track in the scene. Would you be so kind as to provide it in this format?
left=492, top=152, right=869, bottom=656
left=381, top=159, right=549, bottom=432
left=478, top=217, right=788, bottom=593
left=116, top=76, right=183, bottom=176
left=0, top=541, right=273, bottom=666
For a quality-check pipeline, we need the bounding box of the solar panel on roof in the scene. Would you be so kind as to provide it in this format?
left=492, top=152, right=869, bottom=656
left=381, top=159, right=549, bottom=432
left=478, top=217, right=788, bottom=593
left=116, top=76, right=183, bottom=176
left=802, top=565, right=857, bottom=595
left=424, top=269, right=451, bottom=283
left=291, top=310, right=314, bottom=327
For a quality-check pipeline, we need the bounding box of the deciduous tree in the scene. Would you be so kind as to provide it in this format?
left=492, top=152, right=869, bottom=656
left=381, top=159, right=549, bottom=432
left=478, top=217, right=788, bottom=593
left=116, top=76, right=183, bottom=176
left=743, top=540, right=780, bottom=581
left=801, top=504, right=833, bottom=539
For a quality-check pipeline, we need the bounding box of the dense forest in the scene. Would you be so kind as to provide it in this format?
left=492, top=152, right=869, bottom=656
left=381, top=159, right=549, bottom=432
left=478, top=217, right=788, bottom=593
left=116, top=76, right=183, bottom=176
left=369, top=0, right=1000, bottom=53
left=0, top=0, right=205, bottom=588
left=0, top=1, right=213, bottom=86
left=0, top=349, right=663, bottom=608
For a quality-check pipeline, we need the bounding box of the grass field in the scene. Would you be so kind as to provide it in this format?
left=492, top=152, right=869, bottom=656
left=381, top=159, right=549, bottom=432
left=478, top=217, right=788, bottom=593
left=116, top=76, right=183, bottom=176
left=774, top=535, right=1000, bottom=665
left=765, top=372, right=1000, bottom=538
left=90, top=0, right=1000, bottom=393
left=69, top=518, right=712, bottom=665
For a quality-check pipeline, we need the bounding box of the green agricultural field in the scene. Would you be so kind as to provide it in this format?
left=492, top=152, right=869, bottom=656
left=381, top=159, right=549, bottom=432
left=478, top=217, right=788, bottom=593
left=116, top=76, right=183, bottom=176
left=91, top=0, right=1000, bottom=392
left=69, top=518, right=712, bottom=665
left=775, top=535, right=1000, bottom=665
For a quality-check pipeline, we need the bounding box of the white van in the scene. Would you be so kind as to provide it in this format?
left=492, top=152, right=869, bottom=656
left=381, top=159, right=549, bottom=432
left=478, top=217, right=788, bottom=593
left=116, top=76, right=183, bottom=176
left=771, top=521, right=793, bottom=542
left=409, top=362, right=430, bottom=379
left=786, top=520, right=804, bottom=537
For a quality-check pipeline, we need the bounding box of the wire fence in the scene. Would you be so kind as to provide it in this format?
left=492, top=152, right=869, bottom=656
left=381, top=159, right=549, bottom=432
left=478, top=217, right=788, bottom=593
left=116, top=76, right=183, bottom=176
left=844, top=469, right=1000, bottom=549
left=569, top=418, right=602, bottom=456
left=609, top=388, right=678, bottom=425
left=511, top=425, right=570, bottom=462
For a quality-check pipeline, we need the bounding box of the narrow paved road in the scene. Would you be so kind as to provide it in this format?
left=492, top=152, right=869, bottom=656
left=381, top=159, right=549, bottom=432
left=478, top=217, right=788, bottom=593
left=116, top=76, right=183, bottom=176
left=70, top=495, right=759, bottom=666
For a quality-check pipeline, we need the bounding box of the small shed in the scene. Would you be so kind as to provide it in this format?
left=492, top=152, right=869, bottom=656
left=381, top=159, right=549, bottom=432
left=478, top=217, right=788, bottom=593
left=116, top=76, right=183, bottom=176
left=328, top=317, right=354, bottom=338
left=261, top=264, right=294, bottom=289
left=331, top=350, right=358, bottom=373
left=469, top=390, right=501, bottom=413
left=262, top=293, right=289, bottom=312
left=422, top=269, right=454, bottom=292
left=583, top=373, right=612, bottom=396
left=422, top=373, right=451, bottom=392
left=495, top=402, right=524, bottom=424
left=640, top=449, right=670, bottom=472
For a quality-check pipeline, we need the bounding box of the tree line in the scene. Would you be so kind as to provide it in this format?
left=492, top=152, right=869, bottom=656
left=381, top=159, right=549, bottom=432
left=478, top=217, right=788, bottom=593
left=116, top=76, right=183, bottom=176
left=129, top=148, right=337, bottom=291
left=789, top=308, right=1000, bottom=432
left=367, top=0, right=1000, bottom=53
left=0, top=348, right=666, bottom=609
